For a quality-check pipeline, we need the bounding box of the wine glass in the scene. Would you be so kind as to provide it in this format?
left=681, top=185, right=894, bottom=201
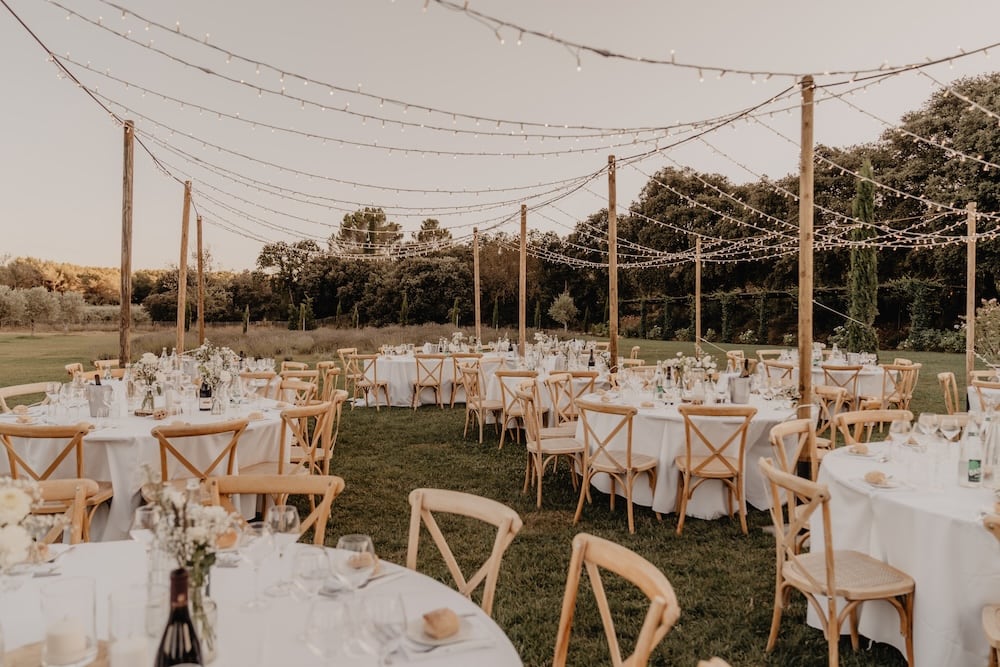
left=331, top=534, right=377, bottom=594
left=44, top=382, right=61, bottom=420
left=305, top=598, right=353, bottom=663
left=239, top=522, right=274, bottom=610
left=129, top=506, right=158, bottom=554
left=264, top=505, right=300, bottom=596
left=363, top=594, right=406, bottom=667
left=918, top=412, right=940, bottom=439
left=940, top=416, right=962, bottom=442
left=291, top=546, right=330, bottom=602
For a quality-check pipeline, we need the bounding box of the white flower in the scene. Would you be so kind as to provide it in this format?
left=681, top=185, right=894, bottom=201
left=0, top=524, right=32, bottom=569
left=219, top=370, right=231, bottom=384
left=0, top=487, right=31, bottom=526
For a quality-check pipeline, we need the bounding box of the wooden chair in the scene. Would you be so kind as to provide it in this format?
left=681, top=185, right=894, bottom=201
left=820, top=364, right=862, bottom=410
left=860, top=363, right=921, bottom=412
left=517, top=387, right=584, bottom=508
left=93, top=359, right=120, bottom=371
left=278, top=378, right=318, bottom=406
left=459, top=364, right=503, bottom=444
left=412, top=353, right=446, bottom=409
left=629, top=345, right=641, bottom=359
left=208, top=474, right=345, bottom=546
left=725, top=350, right=745, bottom=372
left=0, top=422, right=112, bottom=541
left=337, top=347, right=362, bottom=397
left=65, top=362, right=84, bottom=378
left=299, top=390, right=347, bottom=477
left=593, top=342, right=610, bottom=352
left=350, top=354, right=390, bottom=410
left=762, top=360, right=794, bottom=386
left=937, top=371, right=963, bottom=415
left=620, top=358, right=645, bottom=369
left=495, top=370, right=540, bottom=449
left=280, top=360, right=308, bottom=372
left=757, top=350, right=784, bottom=363
left=971, top=369, right=1000, bottom=383
left=758, top=457, right=914, bottom=666
left=449, top=352, right=483, bottom=407
left=972, top=379, right=1000, bottom=412
left=319, top=364, right=342, bottom=402
left=813, top=385, right=848, bottom=453
left=239, top=371, right=279, bottom=401
left=574, top=399, right=659, bottom=534
left=0, top=382, right=51, bottom=413
left=982, top=514, right=1000, bottom=667
left=553, top=532, right=680, bottom=667
left=37, top=478, right=95, bottom=545
left=892, top=357, right=914, bottom=365
left=280, top=369, right=320, bottom=386
left=770, top=417, right=819, bottom=484
left=835, top=409, right=913, bottom=446
left=675, top=405, right=757, bottom=535
left=544, top=372, right=580, bottom=437
left=149, top=419, right=248, bottom=492
left=406, top=487, right=523, bottom=617
left=241, top=400, right=331, bottom=478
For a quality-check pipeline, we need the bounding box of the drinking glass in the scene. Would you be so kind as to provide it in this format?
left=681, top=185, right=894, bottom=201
left=264, top=505, right=300, bottom=596
left=291, top=546, right=330, bottom=602
left=108, top=584, right=149, bottom=667
left=940, top=416, right=962, bottom=442
left=41, top=577, right=98, bottom=667
left=240, top=523, right=274, bottom=610
left=129, top=506, right=158, bottom=554
left=363, top=594, right=406, bottom=667
left=45, top=382, right=61, bottom=420
left=331, top=534, right=377, bottom=593
left=918, top=412, right=939, bottom=438
left=305, top=598, right=353, bottom=663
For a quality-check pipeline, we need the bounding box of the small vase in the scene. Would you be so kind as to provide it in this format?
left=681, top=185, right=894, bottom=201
left=190, top=591, right=217, bottom=664
left=141, top=385, right=156, bottom=413
left=210, top=386, right=225, bottom=415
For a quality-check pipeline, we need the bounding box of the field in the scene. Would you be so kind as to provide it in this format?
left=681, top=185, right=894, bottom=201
left=0, top=327, right=972, bottom=666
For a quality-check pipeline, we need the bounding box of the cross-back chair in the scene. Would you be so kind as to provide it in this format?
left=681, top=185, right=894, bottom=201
left=37, top=478, right=96, bottom=545
left=675, top=404, right=757, bottom=535
left=149, top=419, right=249, bottom=492
left=349, top=354, right=390, bottom=410
left=726, top=350, right=745, bottom=372
left=337, top=347, right=362, bottom=397
left=0, top=422, right=111, bottom=541
left=406, top=487, right=523, bottom=617
left=629, top=345, right=641, bottom=359
left=517, top=387, right=584, bottom=508
left=813, top=385, right=848, bottom=454
left=494, top=369, right=540, bottom=449
left=575, top=399, right=659, bottom=534
left=65, top=362, right=84, bottom=378
left=762, top=360, right=795, bottom=387
left=552, top=532, right=680, bottom=667
left=620, top=358, right=645, bottom=370
left=757, top=350, right=784, bottom=363
left=820, top=364, right=863, bottom=410
left=208, top=474, right=345, bottom=546
left=448, top=352, right=483, bottom=407
left=318, top=364, right=342, bottom=402
left=758, top=457, right=914, bottom=666
left=860, top=363, right=921, bottom=411
left=544, top=372, right=579, bottom=434
left=279, top=378, right=318, bottom=406
left=768, top=418, right=819, bottom=554
left=973, top=379, right=1000, bottom=412
left=412, top=353, right=446, bottom=409
left=239, top=370, right=279, bottom=401
left=280, top=360, right=308, bottom=372
left=459, top=364, right=503, bottom=443
left=0, top=383, right=51, bottom=413
left=241, top=400, right=332, bottom=478
left=936, top=371, right=962, bottom=415
left=835, top=409, right=913, bottom=446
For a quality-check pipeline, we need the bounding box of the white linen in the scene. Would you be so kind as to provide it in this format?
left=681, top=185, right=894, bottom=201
left=371, top=354, right=507, bottom=408
left=0, top=541, right=522, bottom=667
left=812, top=446, right=1000, bottom=666
left=576, top=394, right=798, bottom=517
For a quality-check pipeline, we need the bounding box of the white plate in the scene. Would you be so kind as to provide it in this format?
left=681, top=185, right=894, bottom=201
left=858, top=477, right=903, bottom=490
left=406, top=615, right=475, bottom=647
left=845, top=449, right=876, bottom=458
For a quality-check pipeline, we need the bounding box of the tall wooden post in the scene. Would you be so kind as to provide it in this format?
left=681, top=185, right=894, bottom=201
left=695, top=237, right=702, bottom=357
left=519, top=206, right=527, bottom=357
left=797, top=76, right=815, bottom=416
left=196, top=215, right=205, bottom=345
left=119, top=120, right=134, bottom=366
left=608, top=155, right=619, bottom=371
left=176, top=181, right=192, bottom=355
left=967, top=202, right=978, bottom=382
left=473, top=227, right=482, bottom=343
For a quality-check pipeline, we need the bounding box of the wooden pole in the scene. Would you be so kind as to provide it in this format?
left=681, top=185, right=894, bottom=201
left=196, top=215, right=205, bottom=345
left=119, top=120, right=134, bottom=366
left=967, top=202, right=978, bottom=383
left=797, top=76, right=815, bottom=417
left=519, top=205, right=527, bottom=357
left=695, top=237, right=702, bottom=357
left=473, top=227, right=482, bottom=344
left=176, top=181, right=192, bottom=355
left=608, top=155, right=619, bottom=372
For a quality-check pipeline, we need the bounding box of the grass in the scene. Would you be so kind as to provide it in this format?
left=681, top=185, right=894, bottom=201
left=0, top=327, right=975, bottom=666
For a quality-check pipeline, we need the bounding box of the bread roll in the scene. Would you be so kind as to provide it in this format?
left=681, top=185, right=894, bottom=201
left=348, top=551, right=377, bottom=570
left=422, top=608, right=460, bottom=640
left=863, top=470, right=887, bottom=486
left=849, top=443, right=868, bottom=455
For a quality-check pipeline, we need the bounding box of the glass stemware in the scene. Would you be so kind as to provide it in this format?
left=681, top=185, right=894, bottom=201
left=239, top=522, right=274, bottom=610
left=305, top=598, right=354, bottom=664
left=331, top=534, right=377, bottom=594
left=291, top=546, right=330, bottom=602
left=264, top=505, right=300, bottom=596
left=940, top=416, right=962, bottom=443
left=363, top=594, right=406, bottom=667
left=129, top=506, right=158, bottom=553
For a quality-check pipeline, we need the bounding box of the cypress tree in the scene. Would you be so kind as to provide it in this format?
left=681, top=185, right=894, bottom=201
left=846, top=159, right=880, bottom=353
left=399, top=292, right=409, bottom=326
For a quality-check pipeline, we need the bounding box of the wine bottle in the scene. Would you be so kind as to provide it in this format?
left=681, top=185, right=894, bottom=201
left=198, top=383, right=212, bottom=411
left=740, top=358, right=750, bottom=378
left=154, top=568, right=203, bottom=667
left=94, top=373, right=102, bottom=385
left=588, top=348, right=595, bottom=368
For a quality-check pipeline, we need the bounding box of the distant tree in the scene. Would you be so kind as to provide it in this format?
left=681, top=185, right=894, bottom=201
left=333, top=207, right=402, bottom=255
left=845, top=159, right=880, bottom=353
left=549, top=290, right=578, bottom=332
left=492, top=295, right=500, bottom=329
left=22, top=286, right=59, bottom=334
left=534, top=300, right=541, bottom=330
left=58, top=292, right=86, bottom=327
left=413, top=219, right=452, bottom=245
left=399, top=292, right=409, bottom=326
left=242, top=304, right=250, bottom=334
left=0, top=286, right=26, bottom=328
left=256, top=240, right=320, bottom=304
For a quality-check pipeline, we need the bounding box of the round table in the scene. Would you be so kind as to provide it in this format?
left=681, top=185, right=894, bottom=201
left=814, top=444, right=1000, bottom=666
left=0, top=540, right=523, bottom=667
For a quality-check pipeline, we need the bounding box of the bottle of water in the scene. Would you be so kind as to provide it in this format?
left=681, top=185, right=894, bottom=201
left=966, top=422, right=984, bottom=487
left=654, top=361, right=665, bottom=401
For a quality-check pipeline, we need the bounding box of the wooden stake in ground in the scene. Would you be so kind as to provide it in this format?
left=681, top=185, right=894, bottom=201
left=119, top=120, right=134, bottom=366
left=176, top=181, right=192, bottom=355
left=967, top=202, right=978, bottom=383
left=196, top=214, right=205, bottom=346
left=519, top=205, right=527, bottom=357
left=797, top=76, right=815, bottom=416
left=473, top=226, right=482, bottom=344
left=695, top=236, right=702, bottom=357
left=608, top=155, right=619, bottom=371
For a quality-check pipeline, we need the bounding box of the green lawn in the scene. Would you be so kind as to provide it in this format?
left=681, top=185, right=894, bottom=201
left=0, top=330, right=974, bottom=666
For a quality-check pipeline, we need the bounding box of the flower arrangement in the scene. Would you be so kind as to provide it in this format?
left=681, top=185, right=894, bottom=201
left=0, top=477, right=62, bottom=572
left=132, top=352, right=164, bottom=386
left=451, top=331, right=465, bottom=346
left=668, top=352, right=718, bottom=385
left=192, top=341, right=239, bottom=391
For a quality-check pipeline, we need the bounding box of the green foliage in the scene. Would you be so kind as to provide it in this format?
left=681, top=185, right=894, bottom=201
left=845, top=159, right=880, bottom=353
left=352, top=303, right=360, bottom=329
left=334, top=207, right=402, bottom=255
left=756, top=293, right=767, bottom=346
left=300, top=296, right=316, bottom=331
left=661, top=297, right=672, bottom=341
left=638, top=296, right=647, bottom=339
left=782, top=332, right=797, bottom=346
left=581, top=305, right=589, bottom=333
left=737, top=328, right=757, bottom=345
left=674, top=326, right=693, bottom=342
left=399, top=292, right=409, bottom=326
left=975, top=298, right=1000, bottom=362
left=533, top=300, right=541, bottom=330
left=492, top=295, right=500, bottom=330
left=286, top=301, right=299, bottom=331
left=900, top=327, right=965, bottom=353
left=548, top=290, right=578, bottom=332
left=242, top=304, right=249, bottom=334
left=720, top=293, right=734, bottom=342
left=450, top=296, right=461, bottom=327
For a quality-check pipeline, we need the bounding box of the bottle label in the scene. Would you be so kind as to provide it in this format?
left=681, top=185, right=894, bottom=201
left=969, top=459, right=982, bottom=484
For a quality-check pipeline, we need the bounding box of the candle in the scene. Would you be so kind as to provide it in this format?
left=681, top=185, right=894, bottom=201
left=45, top=617, right=88, bottom=665
left=110, top=636, right=149, bottom=667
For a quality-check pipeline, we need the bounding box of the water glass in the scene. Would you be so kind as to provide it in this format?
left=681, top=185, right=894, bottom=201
left=363, top=594, right=406, bottom=666
left=264, top=505, right=300, bottom=596
left=240, top=522, right=274, bottom=610
left=305, top=598, right=355, bottom=661
left=108, top=585, right=149, bottom=667
left=40, top=577, right=98, bottom=667
left=332, top=534, right=377, bottom=593
left=291, top=545, right=330, bottom=601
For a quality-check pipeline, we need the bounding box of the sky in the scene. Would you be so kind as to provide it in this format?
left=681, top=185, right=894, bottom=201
left=2, top=0, right=1000, bottom=271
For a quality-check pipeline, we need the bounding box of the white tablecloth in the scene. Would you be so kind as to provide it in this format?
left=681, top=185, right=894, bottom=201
left=0, top=541, right=522, bottom=667
left=576, top=394, right=798, bottom=517
left=0, top=405, right=283, bottom=541
left=372, top=354, right=508, bottom=408
left=813, top=445, right=1000, bottom=666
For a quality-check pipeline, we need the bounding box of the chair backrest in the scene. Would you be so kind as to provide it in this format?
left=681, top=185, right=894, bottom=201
left=892, top=357, right=913, bottom=365
left=983, top=513, right=1000, bottom=545
left=972, top=379, right=1000, bottom=412
left=0, top=382, right=52, bottom=413
left=459, top=363, right=487, bottom=409
left=414, top=354, right=446, bottom=386
left=577, top=400, right=639, bottom=472
left=93, top=359, right=121, bottom=370
left=279, top=400, right=332, bottom=475
left=337, top=348, right=360, bottom=379
left=758, top=457, right=836, bottom=607
left=769, top=418, right=817, bottom=480
left=762, top=360, right=794, bottom=384
left=630, top=346, right=641, bottom=359
left=352, top=354, right=382, bottom=385
left=479, top=355, right=507, bottom=381
left=725, top=350, right=745, bottom=371
left=620, top=358, right=645, bottom=369
left=677, top=405, right=757, bottom=479
left=406, top=487, right=523, bottom=617
left=319, top=364, right=342, bottom=401
left=820, top=364, right=862, bottom=399
left=208, top=474, right=345, bottom=545
left=279, top=378, right=318, bottom=405
left=65, top=362, right=85, bottom=378
left=835, top=409, right=913, bottom=445
left=495, top=370, right=538, bottom=416
left=553, top=532, right=680, bottom=667
left=0, top=422, right=92, bottom=480
left=517, top=388, right=544, bottom=444
left=280, top=369, right=320, bottom=383
left=239, top=371, right=279, bottom=400
left=970, top=369, right=1000, bottom=383
left=877, top=363, right=922, bottom=409
left=280, top=360, right=308, bottom=372
left=813, top=385, right=847, bottom=444
left=451, top=353, right=483, bottom=381
left=593, top=342, right=610, bottom=352
left=756, top=350, right=784, bottom=363
left=544, top=372, right=576, bottom=427
left=150, top=419, right=249, bottom=482
left=938, top=371, right=961, bottom=415
left=38, top=478, right=97, bottom=544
